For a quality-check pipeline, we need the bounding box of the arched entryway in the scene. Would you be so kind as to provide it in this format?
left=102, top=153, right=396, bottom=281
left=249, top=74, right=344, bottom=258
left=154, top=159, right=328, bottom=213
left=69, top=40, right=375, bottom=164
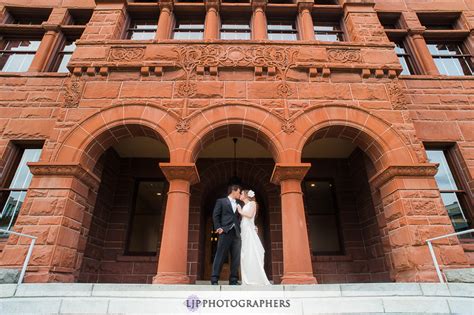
left=187, top=123, right=281, bottom=284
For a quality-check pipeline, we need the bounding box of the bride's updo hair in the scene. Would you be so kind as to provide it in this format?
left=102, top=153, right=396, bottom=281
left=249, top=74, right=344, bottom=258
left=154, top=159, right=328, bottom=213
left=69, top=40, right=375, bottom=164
left=243, top=189, right=259, bottom=217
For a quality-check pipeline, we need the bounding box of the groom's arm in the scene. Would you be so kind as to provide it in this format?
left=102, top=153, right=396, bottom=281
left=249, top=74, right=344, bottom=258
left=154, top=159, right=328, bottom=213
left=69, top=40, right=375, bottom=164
left=212, top=199, right=223, bottom=231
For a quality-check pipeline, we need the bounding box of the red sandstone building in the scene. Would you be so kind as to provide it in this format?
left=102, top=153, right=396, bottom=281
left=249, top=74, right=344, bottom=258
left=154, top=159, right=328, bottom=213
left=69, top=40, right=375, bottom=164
left=0, top=0, right=472, bottom=285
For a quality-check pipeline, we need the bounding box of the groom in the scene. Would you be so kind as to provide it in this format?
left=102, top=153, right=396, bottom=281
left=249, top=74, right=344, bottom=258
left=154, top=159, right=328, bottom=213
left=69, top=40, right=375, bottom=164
left=211, top=185, right=242, bottom=285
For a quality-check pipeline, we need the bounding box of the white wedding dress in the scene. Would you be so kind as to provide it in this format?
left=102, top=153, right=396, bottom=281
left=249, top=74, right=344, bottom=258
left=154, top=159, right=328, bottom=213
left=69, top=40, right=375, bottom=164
left=240, top=201, right=271, bottom=285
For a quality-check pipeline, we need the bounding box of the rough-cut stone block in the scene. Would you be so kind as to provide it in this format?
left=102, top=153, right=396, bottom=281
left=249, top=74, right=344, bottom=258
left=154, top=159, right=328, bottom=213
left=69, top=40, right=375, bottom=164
left=0, top=269, right=20, bottom=284
left=445, top=268, right=474, bottom=283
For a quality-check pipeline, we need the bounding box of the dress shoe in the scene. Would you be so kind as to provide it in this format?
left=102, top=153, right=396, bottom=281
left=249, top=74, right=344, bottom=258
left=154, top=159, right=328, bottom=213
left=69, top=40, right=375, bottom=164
left=211, top=281, right=218, bottom=285
left=229, top=281, right=239, bottom=285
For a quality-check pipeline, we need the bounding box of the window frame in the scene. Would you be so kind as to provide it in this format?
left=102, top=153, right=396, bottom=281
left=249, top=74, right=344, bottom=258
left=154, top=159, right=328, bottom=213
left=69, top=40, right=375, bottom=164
left=220, top=19, right=251, bottom=40
left=0, top=37, right=42, bottom=73
left=394, top=40, right=416, bottom=75
left=172, top=19, right=205, bottom=40
left=266, top=19, right=298, bottom=41
left=424, top=143, right=474, bottom=235
left=426, top=41, right=473, bottom=76
left=0, top=141, right=43, bottom=237
left=302, top=177, right=344, bottom=256
left=126, top=18, right=158, bottom=40
left=124, top=178, right=168, bottom=256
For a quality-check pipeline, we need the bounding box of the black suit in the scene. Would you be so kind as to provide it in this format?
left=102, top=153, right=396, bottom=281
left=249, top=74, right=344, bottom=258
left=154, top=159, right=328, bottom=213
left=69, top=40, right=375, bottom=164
left=211, top=197, right=241, bottom=284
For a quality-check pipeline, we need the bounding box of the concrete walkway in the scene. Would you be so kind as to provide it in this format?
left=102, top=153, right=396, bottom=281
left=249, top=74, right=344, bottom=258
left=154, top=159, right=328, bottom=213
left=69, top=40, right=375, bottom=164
left=0, top=283, right=473, bottom=314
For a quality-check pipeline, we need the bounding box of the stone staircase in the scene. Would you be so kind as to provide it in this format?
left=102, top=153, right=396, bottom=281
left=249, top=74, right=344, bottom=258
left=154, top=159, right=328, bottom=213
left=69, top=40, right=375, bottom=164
left=0, top=283, right=473, bottom=314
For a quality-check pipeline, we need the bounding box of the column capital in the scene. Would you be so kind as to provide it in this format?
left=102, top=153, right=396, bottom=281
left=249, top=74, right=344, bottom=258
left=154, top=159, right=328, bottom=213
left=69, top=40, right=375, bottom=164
left=159, top=0, right=174, bottom=12
left=205, top=0, right=220, bottom=11
left=408, top=27, right=426, bottom=36
left=95, top=0, right=127, bottom=4
left=297, top=0, right=314, bottom=13
left=41, top=22, right=60, bottom=32
left=270, top=163, right=311, bottom=185
left=159, top=162, right=200, bottom=185
left=342, top=0, right=375, bottom=8
left=252, top=0, right=267, bottom=10
left=27, top=162, right=101, bottom=189
left=368, top=163, right=439, bottom=189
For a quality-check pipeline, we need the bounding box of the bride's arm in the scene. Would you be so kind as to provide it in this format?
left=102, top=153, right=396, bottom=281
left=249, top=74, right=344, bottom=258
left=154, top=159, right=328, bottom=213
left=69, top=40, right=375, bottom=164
left=239, top=202, right=256, bottom=218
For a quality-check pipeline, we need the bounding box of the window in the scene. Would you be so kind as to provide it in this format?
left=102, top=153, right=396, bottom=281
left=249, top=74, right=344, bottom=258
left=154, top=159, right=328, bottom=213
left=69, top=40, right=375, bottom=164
left=0, top=147, right=42, bottom=236
left=314, top=22, right=343, bottom=42
left=303, top=180, right=342, bottom=254
left=377, top=12, right=402, bottom=30
left=0, top=39, right=41, bottom=72
left=394, top=41, right=415, bottom=75
left=267, top=20, right=297, bottom=41
left=53, top=41, right=76, bottom=73
left=126, top=180, right=167, bottom=254
left=173, top=21, right=205, bottom=40
left=127, top=19, right=158, bottom=40
left=3, top=7, right=52, bottom=25
left=315, top=0, right=338, bottom=4
left=220, top=21, right=251, bottom=40
left=427, top=42, right=473, bottom=76
left=418, top=13, right=461, bottom=30
left=426, top=149, right=471, bottom=235
left=67, top=9, right=93, bottom=25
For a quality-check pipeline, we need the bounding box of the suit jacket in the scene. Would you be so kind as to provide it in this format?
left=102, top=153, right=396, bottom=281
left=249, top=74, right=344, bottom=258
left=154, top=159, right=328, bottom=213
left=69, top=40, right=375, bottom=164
left=213, top=197, right=241, bottom=237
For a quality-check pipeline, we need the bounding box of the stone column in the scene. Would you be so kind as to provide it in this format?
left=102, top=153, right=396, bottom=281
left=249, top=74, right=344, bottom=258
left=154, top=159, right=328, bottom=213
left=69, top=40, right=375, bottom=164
left=297, top=1, right=315, bottom=41
left=156, top=0, right=174, bottom=40
left=28, top=24, right=60, bottom=72
left=369, top=164, right=469, bottom=282
left=153, top=163, right=200, bottom=284
left=0, top=163, right=100, bottom=282
left=204, top=0, right=220, bottom=40
left=251, top=0, right=267, bottom=40
left=271, top=163, right=317, bottom=284
left=408, top=28, right=440, bottom=75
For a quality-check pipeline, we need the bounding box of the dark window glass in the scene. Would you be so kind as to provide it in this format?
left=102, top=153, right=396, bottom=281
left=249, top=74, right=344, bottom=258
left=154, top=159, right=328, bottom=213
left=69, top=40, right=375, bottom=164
left=394, top=42, right=415, bottom=75
left=427, top=43, right=473, bottom=76
left=267, top=20, right=297, bottom=41
left=314, top=21, right=343, bottom=41
left=0, top=40, right=41, bottom=72
left=127, top=19, right=158, bottom=40
left=220, top=21, right=251, bottom=40
left=173, top=21, right=205, bottom=40
left=55, top=41, right=76, bottom=73
left=0, top=148, right=42, bottom=236
left=126, top=181, right=167, bottom=254
left=303, top=180, right=342, bottom=254
left=426, top=150, right=471, bottom=236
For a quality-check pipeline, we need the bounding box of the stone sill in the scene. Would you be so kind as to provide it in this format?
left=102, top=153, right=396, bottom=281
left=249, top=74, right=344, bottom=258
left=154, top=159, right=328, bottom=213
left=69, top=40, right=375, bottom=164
left=0, top=72, right=70, bottom=78
left=76, top=38, right=395, bottom=50
left=400, top=75, right=474, bottom=80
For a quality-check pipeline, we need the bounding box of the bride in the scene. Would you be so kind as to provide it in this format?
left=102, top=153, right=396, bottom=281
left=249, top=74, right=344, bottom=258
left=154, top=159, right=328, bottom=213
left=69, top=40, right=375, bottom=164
left=236, top=189, right=271, bottom=285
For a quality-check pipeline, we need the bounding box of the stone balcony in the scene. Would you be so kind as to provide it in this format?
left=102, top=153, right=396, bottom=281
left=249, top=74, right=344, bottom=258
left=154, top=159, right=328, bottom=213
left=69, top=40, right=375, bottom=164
left=68, top=39, right=402, bottom=79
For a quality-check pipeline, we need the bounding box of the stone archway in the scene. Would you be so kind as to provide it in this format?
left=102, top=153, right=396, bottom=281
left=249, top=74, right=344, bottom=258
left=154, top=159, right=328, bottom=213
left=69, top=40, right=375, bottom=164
left=0, top=104, right=174, bottom=283
left=296, top=106, right=469, bottom=282
left=189, top=160, right=281, bottom=283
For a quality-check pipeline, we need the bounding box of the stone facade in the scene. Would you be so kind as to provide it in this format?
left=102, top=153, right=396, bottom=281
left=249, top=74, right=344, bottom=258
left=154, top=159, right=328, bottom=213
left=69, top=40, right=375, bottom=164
left=0, top=0, right=472, bottom=284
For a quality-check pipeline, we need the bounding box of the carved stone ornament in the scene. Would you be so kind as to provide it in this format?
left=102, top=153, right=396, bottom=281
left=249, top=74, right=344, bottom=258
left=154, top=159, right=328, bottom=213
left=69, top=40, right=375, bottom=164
left=174, top=45, right=298, bottom=80
left=176, top=118, right=190, bottom=133
left=159, top=162, right=200, bottom=185
left=281, top=119, right=296, bottom=134
left=64, top=77, right=84, bottom=108
left=176, top=81, right=197, bottom=98
left=270, top=163, right=312, bottom=185
left=387, top=81, right=408, bottom=110
left=27, top=162, right=101, bottom=190
left=108, top=47, right=146, bottom=62
left=327, top=48, right=362, bottom=63
left=369, top=163, right=439, bottom=189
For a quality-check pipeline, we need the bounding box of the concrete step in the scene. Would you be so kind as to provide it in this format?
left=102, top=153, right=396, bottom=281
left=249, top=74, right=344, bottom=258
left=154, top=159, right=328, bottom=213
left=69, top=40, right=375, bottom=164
left=0, top=283, right=473, bottom=314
